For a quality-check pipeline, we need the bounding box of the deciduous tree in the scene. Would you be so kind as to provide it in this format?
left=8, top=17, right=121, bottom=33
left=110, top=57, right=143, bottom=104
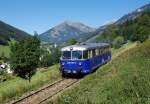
left=10, top=36, right=40, bottom=82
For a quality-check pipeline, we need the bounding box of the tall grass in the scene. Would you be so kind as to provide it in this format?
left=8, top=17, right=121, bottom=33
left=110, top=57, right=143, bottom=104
left=48, top=41, right=150, bottom=104
left=0, top=64, right=61, bottom=103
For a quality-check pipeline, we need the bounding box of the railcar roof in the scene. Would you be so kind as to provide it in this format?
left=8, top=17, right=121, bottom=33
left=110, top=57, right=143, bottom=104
left=61, top=43, right=110, bottom=51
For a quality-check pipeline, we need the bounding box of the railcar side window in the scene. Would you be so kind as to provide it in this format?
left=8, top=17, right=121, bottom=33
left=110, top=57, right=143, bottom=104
left=104, top=47, right=106, bottom=53
left=102, top=48, right=105, bottom=54
left=92, top=49, right=96, bottom=57
left=99, top=49, right=102, bottom=55
left=101, top=48, right=103, bottom=54
left=106, top=47, right=108, bottom=53
left=83, top=50, right=88, bottom=59
left=108, top=47, right=111, bottom=52
left=62, top=51, right=71, bottom=59
left=96, top=49, right=99, bottom=56
left=88, top=50, right=92, bottom=58
left=107, top=47, right=109, bottom=53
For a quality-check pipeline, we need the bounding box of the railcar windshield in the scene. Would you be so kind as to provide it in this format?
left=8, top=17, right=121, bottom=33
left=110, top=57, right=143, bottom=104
left=62, top=51, right=71, bottom=59
left=72, top=51, right=82, bottom=59
left=62, top=51, right=82, bottom=59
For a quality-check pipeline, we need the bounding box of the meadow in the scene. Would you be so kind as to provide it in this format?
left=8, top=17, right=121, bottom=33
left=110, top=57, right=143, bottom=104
left=47, top=40, right=150, bottom=104
left=0, top=64, right=61, bottom=103
left=0, top=45, right=10, bottom=58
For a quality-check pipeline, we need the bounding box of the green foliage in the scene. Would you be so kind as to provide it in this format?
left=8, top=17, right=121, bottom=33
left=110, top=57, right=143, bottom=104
left=96, top=11, right=150, bottom=44
left=0, top=52, right=8, bottom=63
left=121, top=11, right=150, bottom=42
left=0, top=68, right=7, bottom=82
left=113, top=36, right=124, bottom=48
left=67, top=38, right=77, bottom=45
left=0, top=39, right=18, bottom=62
left=0, top=21, right=30, bottom=45
left=10, top=36, right=41, bottom=82
left=0, top=65, right=61, bottom=103
left=0, top=73, right=13, bottom=83
left=49, top=41, right=150, bottom=104
left=51, top=47, right=61, bottom=63
left=40, top=50, right=53, bottom=67
left=0, top=45, right=10, bottom=59
left=96, top=24, right=119, bottom=43
left=39, top=46, right=61, bottom=67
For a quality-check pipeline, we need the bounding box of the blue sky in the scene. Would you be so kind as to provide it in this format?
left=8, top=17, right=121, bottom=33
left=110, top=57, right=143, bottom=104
left=0, top=0, right=150, bottom=34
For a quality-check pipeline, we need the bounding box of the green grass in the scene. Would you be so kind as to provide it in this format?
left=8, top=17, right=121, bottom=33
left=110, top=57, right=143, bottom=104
left=47, top=40, right=150, bottom=104
left=0, top=64, right=61, bottom=103
left=112, top=42, right=137, bottom=58
left=0, top=45, right=10, bottom=59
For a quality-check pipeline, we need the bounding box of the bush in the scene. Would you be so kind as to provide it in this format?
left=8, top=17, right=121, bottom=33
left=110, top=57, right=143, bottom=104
left=113, top=36, right=124, bottom=48
left=39, top=47, right=61, bottom=67
left=67, top=38, right=77, bottom=45
left=40, top=52, right=53, bottom=67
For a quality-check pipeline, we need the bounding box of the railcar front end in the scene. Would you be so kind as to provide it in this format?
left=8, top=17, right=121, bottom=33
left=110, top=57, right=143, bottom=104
left=59, top=43, right=111, bottom=77
left=60, top=59, right=90, bottom=75
left=60, top=50, right=90, bottom=76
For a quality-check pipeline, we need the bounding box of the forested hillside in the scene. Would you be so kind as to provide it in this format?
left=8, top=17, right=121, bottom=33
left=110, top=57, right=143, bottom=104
left=0, top=21, right=30, bottom=45
left=95, top=11, right=150, bottom=44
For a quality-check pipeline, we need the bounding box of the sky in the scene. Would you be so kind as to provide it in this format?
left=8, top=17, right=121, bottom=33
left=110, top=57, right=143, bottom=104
left=0, top=0, right=150, bottom=34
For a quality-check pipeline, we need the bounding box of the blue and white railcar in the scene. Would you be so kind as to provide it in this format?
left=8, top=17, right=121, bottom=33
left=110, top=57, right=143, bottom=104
left=59, top=43, right=111, bottom=76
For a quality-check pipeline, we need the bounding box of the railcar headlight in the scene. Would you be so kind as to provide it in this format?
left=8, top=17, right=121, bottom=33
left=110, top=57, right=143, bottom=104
left=79, top=62, right=82, bottom=66
left=62, top=62, right=65, bottom=66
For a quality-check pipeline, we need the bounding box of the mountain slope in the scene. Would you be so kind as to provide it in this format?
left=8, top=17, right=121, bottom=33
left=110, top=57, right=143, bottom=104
left=94, top=10, right=150, bottom=43
left=50, top=40, right=150, bottom=104
left=88, top=4, right=150, bottom=43
left=117, top=3, right=150, bottom=24
left=39, top=21, right=96, bottom=43
left=86, top=23, right=114, bottom=43
left=0, top=20, right=31, bottom=45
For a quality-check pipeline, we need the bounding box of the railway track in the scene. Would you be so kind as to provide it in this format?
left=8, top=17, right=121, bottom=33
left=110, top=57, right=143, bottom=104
left=8, top=78, right=79, bottom=104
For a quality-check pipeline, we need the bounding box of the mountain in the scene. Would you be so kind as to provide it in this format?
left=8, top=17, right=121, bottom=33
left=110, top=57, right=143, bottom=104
left=0, top=20, right=31, bottom=45
left=40, top=3, right=150, bottom=44
left=39, top=21, right=96, bottom=44
left=86, top=22, right=114, bottom=43
left=86, top=3, right=150, bottom=43
left=117, top=3, right=150, bottom=24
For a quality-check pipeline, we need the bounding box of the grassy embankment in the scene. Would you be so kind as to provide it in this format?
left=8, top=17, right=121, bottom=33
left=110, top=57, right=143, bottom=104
left=0, top=64, right=61, bottom=103
left=47, top=40, right=150, bottom=104
left=0, top=45, right=10, bottom=62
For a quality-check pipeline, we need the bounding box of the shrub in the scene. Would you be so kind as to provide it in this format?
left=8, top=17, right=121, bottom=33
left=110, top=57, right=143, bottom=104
left=113, top=36, right=124, bottom=48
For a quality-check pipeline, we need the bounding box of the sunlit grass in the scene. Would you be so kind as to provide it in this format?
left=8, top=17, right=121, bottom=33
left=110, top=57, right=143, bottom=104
left=0, top=64, right=61, bottom=103
left=112, top=41, right=137, bottom=58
